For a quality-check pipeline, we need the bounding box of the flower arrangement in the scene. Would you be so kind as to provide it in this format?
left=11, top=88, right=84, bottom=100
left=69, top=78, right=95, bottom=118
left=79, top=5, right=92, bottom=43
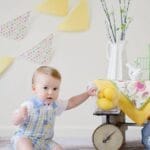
left=100, top=0, right=132, bottom=43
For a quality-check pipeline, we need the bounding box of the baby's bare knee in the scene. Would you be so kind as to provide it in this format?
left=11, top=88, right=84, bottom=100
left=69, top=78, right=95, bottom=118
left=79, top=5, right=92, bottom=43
left=53, top=144, right=63, bottom=150
left=16, top=137, right=33, bottom=150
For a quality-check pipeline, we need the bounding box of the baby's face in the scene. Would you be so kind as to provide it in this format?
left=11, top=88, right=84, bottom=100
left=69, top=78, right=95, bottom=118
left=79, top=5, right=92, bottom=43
left=32, top=73, right=61, bottom=104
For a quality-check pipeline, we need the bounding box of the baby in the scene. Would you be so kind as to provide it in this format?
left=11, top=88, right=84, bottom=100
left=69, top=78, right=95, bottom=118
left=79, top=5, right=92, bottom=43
left=11, top=66, right=96, bottom=150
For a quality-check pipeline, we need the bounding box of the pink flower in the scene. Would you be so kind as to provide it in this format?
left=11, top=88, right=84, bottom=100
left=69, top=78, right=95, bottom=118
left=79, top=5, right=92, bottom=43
left=135, top=81, right=145, bottom=92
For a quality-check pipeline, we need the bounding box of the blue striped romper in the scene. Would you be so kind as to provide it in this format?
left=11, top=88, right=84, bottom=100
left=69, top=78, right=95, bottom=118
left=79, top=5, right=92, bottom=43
left=11, top=96, right=68, bottom=150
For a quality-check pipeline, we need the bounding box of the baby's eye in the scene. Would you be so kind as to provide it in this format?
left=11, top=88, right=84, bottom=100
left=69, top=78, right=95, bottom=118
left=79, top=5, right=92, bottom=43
left=43, top=86, right=48, bottom=90
left=53, top=87, right=58, bottom=91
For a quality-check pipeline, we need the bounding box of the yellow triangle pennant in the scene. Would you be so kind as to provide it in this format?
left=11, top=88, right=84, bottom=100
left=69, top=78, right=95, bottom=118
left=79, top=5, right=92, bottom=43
left=58, top=0, right=90, bottom=31
left=0, top=56, right=14, bottom=75
left=36, top=0, right=69, bottom=16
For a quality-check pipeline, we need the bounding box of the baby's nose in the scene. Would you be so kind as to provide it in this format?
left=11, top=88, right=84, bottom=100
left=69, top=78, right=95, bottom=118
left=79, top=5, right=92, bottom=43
left=48, top=89, right=53, bottom=94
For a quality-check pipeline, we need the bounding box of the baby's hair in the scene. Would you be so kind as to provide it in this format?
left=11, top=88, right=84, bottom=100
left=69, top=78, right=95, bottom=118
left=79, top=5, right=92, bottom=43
left=32, top=66, right=61, bottom=84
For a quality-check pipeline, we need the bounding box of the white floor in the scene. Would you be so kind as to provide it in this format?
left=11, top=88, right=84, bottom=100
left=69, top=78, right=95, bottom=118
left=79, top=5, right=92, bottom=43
left=0, top=137, right=94, bottom=150
left=0, top=126, right=143, bottom=150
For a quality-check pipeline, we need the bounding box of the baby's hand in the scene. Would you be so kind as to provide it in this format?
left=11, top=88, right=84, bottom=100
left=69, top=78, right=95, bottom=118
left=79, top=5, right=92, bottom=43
left=87, top=83, right=97, bottom=96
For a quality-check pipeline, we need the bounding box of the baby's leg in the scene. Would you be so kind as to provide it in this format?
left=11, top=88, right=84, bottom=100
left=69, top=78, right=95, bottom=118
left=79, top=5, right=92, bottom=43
left=46, top=140, right=63, bottom=150
left=52, top=144, right=63, bottom=150
left=16, top=137, right=33, bottom=150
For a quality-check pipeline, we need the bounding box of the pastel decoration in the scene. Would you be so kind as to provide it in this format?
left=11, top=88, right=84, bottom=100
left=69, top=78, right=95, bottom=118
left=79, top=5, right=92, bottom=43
left=94, top=79, right=150, bottom=125
left=126, top=63, right=143, bottom=80
left=19, top=34, right=54, bottom=65
left=96, top=97, right=115, bottom=110
left=95, top=80, right=119, bottom=110
left=118, top=93, right=150, bottom=125
left=36, top=0, right=68, bottom=16
left=0, top=56, right=14, bottom=75
left=0, top=11, right=31, bottom=40
left=58, top=0, right=90, bottom=31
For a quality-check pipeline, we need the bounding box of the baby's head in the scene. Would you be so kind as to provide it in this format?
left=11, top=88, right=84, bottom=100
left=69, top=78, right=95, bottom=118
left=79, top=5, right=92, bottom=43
left=32, top=66, right=61, bottom=104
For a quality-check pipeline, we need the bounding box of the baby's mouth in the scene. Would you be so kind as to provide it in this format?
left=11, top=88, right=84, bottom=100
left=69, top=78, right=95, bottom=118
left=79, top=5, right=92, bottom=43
left=44, top=97, right=53, bottom=105
left=47, top=97, right=53, bottom=100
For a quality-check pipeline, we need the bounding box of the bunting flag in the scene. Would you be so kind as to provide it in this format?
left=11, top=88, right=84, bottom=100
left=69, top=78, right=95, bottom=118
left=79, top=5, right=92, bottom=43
left=58, top=0, right=90, bottom=31
left=0, top=56, right=14, bottom=75
left=0, top=11, right=31, bottom=40
left=19, top=34, right=54, bottom=65
left=36, top=0, right=69, bottom=16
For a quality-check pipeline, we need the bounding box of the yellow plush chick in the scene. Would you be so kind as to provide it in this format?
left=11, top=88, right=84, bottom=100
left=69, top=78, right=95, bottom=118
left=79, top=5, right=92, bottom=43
left=95, top=79, right=119, bottom=110
left=96, top=98, right=114, bottom=110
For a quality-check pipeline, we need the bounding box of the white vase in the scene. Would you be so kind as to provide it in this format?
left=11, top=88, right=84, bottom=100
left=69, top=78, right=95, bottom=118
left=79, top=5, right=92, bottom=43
left=107, top=41, right=127, bottom=80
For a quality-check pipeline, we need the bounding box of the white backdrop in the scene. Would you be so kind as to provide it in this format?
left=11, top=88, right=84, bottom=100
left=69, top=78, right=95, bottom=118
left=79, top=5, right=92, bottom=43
left=0, top=0, right=150, bottom=142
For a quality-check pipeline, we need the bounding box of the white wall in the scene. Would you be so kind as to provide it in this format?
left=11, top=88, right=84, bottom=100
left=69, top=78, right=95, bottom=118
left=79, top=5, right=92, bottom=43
left=0, top=0, right=150, bottom=142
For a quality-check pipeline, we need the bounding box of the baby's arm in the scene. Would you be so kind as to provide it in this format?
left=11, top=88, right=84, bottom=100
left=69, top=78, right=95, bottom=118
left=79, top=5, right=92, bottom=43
left=66, top=87, right=96, bottom=110
left=12, top=106, right=28, bottom=126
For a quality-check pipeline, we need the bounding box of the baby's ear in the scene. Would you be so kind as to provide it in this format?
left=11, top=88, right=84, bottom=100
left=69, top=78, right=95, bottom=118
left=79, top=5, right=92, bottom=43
left=32, top=84, right=36, bottom=92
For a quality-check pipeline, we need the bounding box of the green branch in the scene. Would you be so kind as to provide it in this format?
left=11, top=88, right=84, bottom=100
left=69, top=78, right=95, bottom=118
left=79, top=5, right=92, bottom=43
left=100, top=0, right=132, bottom=43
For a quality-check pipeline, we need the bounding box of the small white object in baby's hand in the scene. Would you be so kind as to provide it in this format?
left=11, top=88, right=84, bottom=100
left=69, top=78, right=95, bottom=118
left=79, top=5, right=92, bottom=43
left=87, top=82, right=98, bottom=95
left=87, top=82, right=96, bottom=89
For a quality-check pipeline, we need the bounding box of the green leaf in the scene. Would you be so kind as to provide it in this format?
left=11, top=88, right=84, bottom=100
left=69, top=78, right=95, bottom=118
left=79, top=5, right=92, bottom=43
left=121, top=24, right=126, bottom=30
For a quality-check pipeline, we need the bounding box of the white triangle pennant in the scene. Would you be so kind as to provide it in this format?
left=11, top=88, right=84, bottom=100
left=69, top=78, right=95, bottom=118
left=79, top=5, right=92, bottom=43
left=0, top=11, right=31, bottom=40
left=19, top=34, right=54, bottom=65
